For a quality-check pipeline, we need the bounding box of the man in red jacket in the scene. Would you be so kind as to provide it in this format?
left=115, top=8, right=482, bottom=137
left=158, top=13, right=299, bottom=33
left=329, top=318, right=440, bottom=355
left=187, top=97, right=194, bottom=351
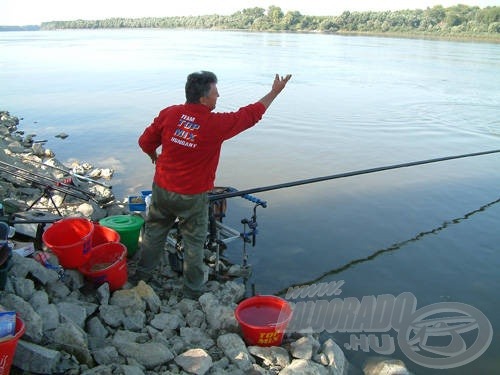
left=137, top=71, right=291, bottom=297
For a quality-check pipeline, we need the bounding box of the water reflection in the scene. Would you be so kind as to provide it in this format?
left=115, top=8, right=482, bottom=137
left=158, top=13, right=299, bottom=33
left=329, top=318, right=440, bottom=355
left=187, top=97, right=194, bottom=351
left=274, top=196, right=500, bottom=296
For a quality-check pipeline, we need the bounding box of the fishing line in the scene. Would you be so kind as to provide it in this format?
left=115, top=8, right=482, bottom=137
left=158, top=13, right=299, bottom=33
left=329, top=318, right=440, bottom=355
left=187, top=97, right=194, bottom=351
left=273, top=196, right=500, bottom=297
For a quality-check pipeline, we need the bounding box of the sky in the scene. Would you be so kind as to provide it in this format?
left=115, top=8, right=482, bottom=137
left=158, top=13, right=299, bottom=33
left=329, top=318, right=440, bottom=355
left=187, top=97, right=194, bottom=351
left=1, top=0, right=499, bottom=26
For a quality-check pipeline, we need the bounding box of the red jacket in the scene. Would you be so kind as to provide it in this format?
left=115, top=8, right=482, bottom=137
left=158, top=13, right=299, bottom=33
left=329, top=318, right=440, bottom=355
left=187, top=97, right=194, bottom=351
left=139, top=102, right=266, bottom=194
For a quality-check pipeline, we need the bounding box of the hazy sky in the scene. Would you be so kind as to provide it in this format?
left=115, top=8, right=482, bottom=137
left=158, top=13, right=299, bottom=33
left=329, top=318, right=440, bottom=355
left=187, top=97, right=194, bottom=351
left=1, top=0, right=499, bottom=25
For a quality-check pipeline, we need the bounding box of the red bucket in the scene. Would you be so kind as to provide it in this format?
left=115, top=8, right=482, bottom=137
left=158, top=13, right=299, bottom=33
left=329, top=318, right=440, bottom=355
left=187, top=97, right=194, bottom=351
left=42, top=218, right=94, bottom=269
left=0, top=315, right=26, bottom=375
left=91, top=224, right=120, bottom=248
left=78, top=242, right=128, bottom=291
left=235, top=295, right=293, bottom=347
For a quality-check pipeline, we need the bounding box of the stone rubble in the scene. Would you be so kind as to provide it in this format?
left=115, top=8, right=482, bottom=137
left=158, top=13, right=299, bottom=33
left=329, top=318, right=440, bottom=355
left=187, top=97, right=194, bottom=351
left=1, top=111, right=414, bottom=374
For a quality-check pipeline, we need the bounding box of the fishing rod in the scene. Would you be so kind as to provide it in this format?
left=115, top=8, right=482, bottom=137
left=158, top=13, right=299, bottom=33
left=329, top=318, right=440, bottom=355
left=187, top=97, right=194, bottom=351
left=0, top=164, right=89, bottom=201
left=210, top=149, right=500, bottom=200
left=22, top=157, right=112, bottom=189
left=0, top=164, right=88, bottom=215
left=0, top=160, right=97, bottom=200
left=0, top=163, right=97, bottom=212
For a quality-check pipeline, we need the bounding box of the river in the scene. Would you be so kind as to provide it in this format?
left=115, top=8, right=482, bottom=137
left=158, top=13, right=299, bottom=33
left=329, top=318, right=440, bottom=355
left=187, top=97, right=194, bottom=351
left=1, top=29, right=499, bottom=374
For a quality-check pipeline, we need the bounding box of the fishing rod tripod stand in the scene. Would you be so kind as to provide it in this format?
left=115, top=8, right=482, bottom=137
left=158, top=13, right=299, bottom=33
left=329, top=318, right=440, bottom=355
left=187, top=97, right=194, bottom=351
left=0, top=159, right=114, bottom=215
left=28, top=185, right=66, bottom=216
left=165, top=187, right=267, bottom=280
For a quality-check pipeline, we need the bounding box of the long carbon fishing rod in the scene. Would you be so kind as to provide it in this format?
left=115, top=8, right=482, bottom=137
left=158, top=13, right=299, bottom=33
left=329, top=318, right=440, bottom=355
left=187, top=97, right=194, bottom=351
left=0, top=159, right=96, bottom=199
left=0, top=161, right=98, bottom=203
left=22, top=157, right=112, bottom=189
left=211, top=149, right=500, bottom=201
left=0, top=163, right=90, bottom=202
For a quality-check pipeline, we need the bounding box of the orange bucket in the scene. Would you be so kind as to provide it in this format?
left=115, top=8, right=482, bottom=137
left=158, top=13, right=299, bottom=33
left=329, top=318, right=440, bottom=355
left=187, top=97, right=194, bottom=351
left=91, top=223, right=120, bottom=248
left=235, top=295, right=293, bottom=347
left=0, top=315, right=26, bottom=375
left=42, top=217, right=94, bottom=269
left=78, top=242, right=128, bottom=291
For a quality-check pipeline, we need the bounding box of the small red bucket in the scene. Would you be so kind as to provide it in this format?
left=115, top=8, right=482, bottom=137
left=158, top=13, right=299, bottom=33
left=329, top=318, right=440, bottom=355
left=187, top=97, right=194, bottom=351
left=78, top=242, right=128, bottom=291
left=235, top=295, right=293, bottom=347
left=42, top=217, right=94, bottom=269
left=0, top=315, right=26, bottom=375
left=91, top=224, right=120, bottom=248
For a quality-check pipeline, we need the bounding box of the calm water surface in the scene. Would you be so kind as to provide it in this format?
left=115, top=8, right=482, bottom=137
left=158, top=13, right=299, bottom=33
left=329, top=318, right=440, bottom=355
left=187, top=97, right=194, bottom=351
left=1, top=29, right=499, bottom=374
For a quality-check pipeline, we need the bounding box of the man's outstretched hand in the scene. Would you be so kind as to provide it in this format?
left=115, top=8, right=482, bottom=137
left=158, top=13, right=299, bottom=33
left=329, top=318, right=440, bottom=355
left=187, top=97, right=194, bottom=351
left=259, top=73, right=292, bottom=109
left=272, top=74, right=292, bottom=94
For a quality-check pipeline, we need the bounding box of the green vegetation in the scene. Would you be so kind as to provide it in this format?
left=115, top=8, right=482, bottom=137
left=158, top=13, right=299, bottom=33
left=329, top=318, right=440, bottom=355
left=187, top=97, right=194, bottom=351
left=41, top=4, right=500, bottom=41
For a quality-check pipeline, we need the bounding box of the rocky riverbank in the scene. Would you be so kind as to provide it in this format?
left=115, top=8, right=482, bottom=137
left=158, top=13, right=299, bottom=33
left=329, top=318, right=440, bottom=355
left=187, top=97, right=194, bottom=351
left=0, top=111, right=412, bottom=374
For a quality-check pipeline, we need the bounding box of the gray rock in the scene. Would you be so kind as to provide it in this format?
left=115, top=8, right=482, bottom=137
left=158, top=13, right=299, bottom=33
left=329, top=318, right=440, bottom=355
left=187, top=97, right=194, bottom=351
left=248, top=345, right=290, bottom=368
left=111, top=329, right=146, bottom=345
left=110, top=288, right=146, bottom=312
left=151, top=311, right=183, bottom=331
left=7, top=140, right=26, bottom=153
left=0, top=293, right=43, bottom=343
left=120, top=364, right=146, bottom=375
left=87, top=316, right=109, bottom=338
left=176, top=298, right=199, bottom=316
left=62, top=269, right=86, bottom=290
left=217, top=333, right=254, bottom=371
left=96, top=282, right=110, bottom=305
left=12, top=276, right=35, bottom=300
left=57, top=301, right=89, bottom=328
left=28, top=289, right=49, bottom=309
left=122, top=309, right=146, bottom=331
left=134, top=280, right=161, bottom=313
left=92, top=345, right=121, bottom=366
left=180, top=326, right=215, bottom=349
left=174, top=348, right=213, bottom=375
left=52, top=321, right=93, bottom=366
left=168, top=334, right=189, bottom=354
left=45, top=279, right=72, bottom=300
left=11, top=254, right=59, bottom=284
left=211, top=356, right=230, bottom=372
left=80, top=364, right=114, bottom=374
left=76, top=202, right=93, bottom=217
left=185, top=308, right=206, bottom=328
left=220, top=281, right=246, bottom=303
left=38, top=303, right=60, bottom=331
left=55, top=132, right=69, bottom=139
left=200, top=293, right=238, bottom=331
left=363, top=356, right=413, bottom=375
left=290, top=335, right=320, bottom=360
left=116, top=341, right=174, bottom=369
left=99, top=304, right=126, bottom=327
left=321, top=338, right=347, bottom=375
left=280, top=359, right=329, bottom=375
left=13, top=340, right=62, bottom=373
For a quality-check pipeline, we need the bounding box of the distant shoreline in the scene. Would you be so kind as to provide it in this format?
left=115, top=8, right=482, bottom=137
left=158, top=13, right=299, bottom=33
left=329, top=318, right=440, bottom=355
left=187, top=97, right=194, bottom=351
left=3, top=4, right=499, bottom=43
left=1, top=26, right=499, bottom=44
left=0, top=25, right=40, bottom=31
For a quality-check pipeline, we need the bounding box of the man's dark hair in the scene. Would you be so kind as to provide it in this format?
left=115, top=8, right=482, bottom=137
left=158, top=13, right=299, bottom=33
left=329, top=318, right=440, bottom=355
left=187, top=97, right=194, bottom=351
left=185, top=71, right=218, bottom=103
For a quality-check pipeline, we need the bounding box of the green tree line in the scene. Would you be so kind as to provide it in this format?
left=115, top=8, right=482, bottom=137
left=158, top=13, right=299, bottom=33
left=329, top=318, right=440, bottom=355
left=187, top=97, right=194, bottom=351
left=41, top=4, right=500, bottom=38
